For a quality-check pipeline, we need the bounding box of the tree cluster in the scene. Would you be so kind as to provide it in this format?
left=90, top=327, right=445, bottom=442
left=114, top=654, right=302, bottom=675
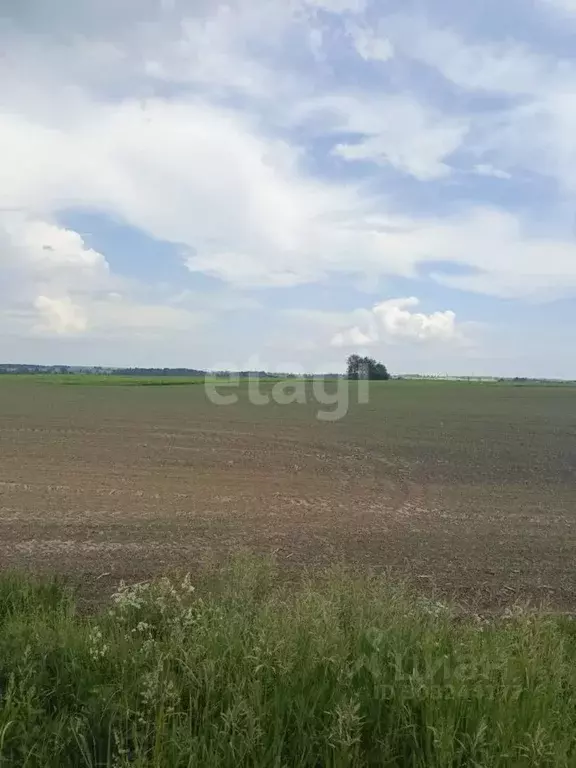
left=346, top=355, right=390, bottom=381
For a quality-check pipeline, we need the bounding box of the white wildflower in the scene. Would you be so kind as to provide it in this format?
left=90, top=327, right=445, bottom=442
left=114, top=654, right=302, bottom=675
left=88, top=625, right=109, bottom=661
left=132, top=621, right=152, bottom=635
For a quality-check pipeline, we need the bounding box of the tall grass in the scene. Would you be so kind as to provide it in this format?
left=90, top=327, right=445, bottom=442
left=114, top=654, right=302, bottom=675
left=0, top=559, right=575, bottom=766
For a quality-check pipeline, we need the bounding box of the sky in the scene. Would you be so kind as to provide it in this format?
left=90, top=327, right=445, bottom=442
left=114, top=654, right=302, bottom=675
left=1, top=0, right=576, bottom=377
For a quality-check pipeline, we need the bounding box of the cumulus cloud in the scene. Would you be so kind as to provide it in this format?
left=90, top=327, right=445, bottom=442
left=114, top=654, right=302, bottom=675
left=33, top=296, right=88, bottom=335
left=0, top=214, right=109, bottom=281
left=0, top=212, right=205, bottom=341
left=0, top=213, right=112, bottom=323
left=331, top=298, right=462, bottom=347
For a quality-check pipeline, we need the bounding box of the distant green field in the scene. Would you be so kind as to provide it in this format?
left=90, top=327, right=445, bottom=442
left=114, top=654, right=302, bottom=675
left=0, top=373, right=310, bottom=388
left=0, top=373, right=303, bottom=386
left=0, top=374, right=209, bottom=386
left=1, top=373, right=574, bottom=388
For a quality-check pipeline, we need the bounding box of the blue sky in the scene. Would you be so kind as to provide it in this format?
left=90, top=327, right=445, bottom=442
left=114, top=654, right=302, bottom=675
left=1, top=0, right=576, bottom=376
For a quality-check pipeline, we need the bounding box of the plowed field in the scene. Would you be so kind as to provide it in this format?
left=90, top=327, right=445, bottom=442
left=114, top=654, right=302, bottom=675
left=1, top=379, right=575, bottom=609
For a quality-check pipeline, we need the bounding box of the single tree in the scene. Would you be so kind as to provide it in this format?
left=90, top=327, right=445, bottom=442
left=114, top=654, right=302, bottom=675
left=346, top=354, right=362, bottom=379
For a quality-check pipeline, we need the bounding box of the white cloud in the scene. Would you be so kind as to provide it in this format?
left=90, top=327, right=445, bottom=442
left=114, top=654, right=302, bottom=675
left=478, top=95, right=576, bottom=193
left=333, top=126, right=464, bottom=180
left=0, top=213, right=111, bottom=308
left=85, top=298, right=207, bottom=337
left=539, top=0, right=576, bottom=15
left=474, top=164, right=512, bottom=180
left=0, top=99, right=574, bottom=300
left=0, top=212, right=206, bottom=341
left=331, top=297, right=462, bottom=347
left=298, top=93, right=469, bottom=180
left=306, top=0, right=367, bottom=12
left=372, top=298, right=460, bottom=341
left=347, top=24, right=394, bottom=62
left=380, top=15, right=576, bottom=192
left=33, top=296, right=88, bottom=335
left=384, top=15, right=576, bottom=96
left=30, top=290, right=207, bottom=340
left=144, top=3, right=301, bottom=99
left=332, top=326, right=374, bottom=347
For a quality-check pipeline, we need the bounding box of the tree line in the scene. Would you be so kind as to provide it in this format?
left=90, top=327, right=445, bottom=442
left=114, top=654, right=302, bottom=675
left=1, top=360, right=391, bottom=380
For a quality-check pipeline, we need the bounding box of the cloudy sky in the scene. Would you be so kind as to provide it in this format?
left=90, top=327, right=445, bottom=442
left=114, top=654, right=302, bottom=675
left=2, top=0, right=576, bottom=376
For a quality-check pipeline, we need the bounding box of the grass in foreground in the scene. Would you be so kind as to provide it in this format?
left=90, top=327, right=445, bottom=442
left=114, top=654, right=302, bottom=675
left=1, top=559, right=576, bottom=767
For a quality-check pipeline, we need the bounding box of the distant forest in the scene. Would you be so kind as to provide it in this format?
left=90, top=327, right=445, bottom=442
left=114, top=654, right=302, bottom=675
left=0, top=364, right=205, bottom=376
left=0, top=364, right=341, bottom=378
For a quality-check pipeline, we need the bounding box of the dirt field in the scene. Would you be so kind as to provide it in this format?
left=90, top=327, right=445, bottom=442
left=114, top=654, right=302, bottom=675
left=1, top=378, right=575, bottom=609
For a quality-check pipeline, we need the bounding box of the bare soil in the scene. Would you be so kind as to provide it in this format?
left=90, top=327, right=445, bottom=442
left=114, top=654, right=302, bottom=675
left=1, top=380, right=575, bottom=610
